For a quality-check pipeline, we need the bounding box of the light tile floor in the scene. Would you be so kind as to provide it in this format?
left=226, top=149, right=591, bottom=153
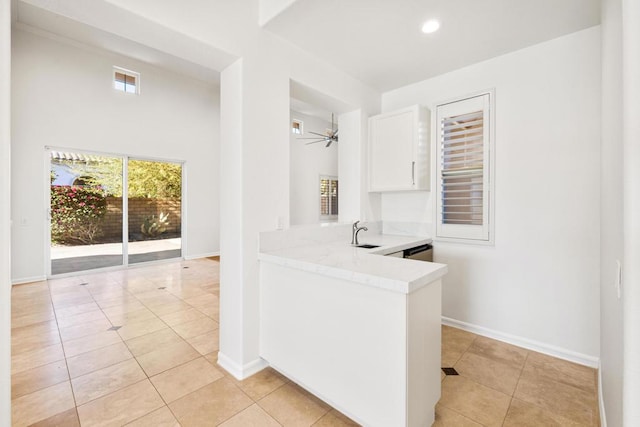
left=11, top=258, right=599, bottom=426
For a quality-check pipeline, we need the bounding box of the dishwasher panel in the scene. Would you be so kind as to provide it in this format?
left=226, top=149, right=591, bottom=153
left=403, top=244, right=433, bottom=262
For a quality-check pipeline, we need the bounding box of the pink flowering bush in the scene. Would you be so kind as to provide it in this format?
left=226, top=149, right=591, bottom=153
left=51, top=185, right=107, bottom=244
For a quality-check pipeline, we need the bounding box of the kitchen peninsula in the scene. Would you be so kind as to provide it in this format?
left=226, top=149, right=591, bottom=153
left=258, top=223, right=448, bottom=427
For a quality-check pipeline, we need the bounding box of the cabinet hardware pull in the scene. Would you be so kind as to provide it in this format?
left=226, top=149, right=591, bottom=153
left=412, top=161, right=415, bottom=185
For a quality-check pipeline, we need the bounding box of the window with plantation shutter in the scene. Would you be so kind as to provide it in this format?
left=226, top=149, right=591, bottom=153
left=436, top=92, right=493, bottom=242
left=320, top=176, right=338, bottom=219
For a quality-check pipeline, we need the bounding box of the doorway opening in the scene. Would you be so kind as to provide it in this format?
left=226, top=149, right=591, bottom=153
left=49, top=148, right=183, bottom=276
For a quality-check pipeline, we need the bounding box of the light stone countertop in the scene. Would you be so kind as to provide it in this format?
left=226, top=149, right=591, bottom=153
left=258, top=233, right=448, bottom=294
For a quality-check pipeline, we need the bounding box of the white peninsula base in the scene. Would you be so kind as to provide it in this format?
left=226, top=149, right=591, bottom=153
left=260, top=257, right=443, bottom=426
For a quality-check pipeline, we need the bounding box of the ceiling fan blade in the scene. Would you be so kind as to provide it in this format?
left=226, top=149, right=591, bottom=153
left=297, top=137, right=326, bottom=140
left=332, top=129, right=339, bottom=136
left=307, top=131, right=329, bottom=137
left=305, top=140, right=324, bottom=145
left=325, top=140, right=332, bottom=147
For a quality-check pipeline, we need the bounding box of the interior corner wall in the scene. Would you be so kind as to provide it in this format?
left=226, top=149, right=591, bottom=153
left=289, top=110, right=336, bottom=226
left=600, top=0, right=624, bottom=424
left=0, top=0, right=11, bottom=423
left=10, top=29, right=220, bottom=282
left=380, top=27, right=602, bottom=359
left=622, top=0, right=640, bottom=423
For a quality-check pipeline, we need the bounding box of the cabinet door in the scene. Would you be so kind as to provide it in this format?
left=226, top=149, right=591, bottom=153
left=369, top=109, right=415, bottom=191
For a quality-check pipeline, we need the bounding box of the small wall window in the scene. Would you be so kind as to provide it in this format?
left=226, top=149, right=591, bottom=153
left=113, top=67, right=139, bottom=94
left=292, top=119, right=303, bottom=134
left=320, top=176, right=338, bottom=219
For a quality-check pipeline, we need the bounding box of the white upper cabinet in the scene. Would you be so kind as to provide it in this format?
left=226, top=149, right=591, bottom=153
left=368, top=105, right=430, bottom=192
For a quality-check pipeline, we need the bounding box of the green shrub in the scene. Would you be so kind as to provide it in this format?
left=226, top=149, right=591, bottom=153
left=140, top=212, right=169, bottom=238
left=51, top=185, right=107, bottom=244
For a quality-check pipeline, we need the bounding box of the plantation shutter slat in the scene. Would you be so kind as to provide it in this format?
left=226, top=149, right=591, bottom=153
left=441, top=107, right=484, bottom=225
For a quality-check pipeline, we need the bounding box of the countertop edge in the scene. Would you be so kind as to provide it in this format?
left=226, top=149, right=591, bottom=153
left=258, top=235, right=448, bottom=294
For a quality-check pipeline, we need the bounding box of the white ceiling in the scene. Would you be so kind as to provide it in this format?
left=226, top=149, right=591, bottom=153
left=13, top=0, right=601, bottom=92
left=264, top=0, right=601, bottom=91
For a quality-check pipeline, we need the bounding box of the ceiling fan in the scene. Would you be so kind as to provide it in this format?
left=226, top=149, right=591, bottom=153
left=298, top=113, right=339, bottom=147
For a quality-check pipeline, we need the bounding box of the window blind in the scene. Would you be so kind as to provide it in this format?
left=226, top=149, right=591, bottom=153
left=440, top=110, right=484, bottom=225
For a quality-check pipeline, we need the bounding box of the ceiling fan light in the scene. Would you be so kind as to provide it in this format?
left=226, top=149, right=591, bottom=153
left=421, top=19, right=440, bottom=34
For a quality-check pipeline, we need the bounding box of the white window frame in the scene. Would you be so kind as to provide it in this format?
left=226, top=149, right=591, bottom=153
left=433, top=90, right=495, bottom=245
left=319, top=175, right=338, bottom=221
left=113, top=66, right=140, bottom=95
left=292, top=119, right=304, bottom=134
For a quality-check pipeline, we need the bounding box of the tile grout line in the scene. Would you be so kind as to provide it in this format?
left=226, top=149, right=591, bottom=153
left=46, top=276, right=82, bottom=425
left=498, top=350, right=531, bottom=427
left=65, top=271, right=176, bottom=424
left=57, top=274, right=152, bottom=423
left=62, top=274, right=129, bottom=425
left=446, top=333, right=519, bottom=426
left=117, top=271, right=220, bottom=425
left=65, top=275, right=199, bottom=423
left=11, top=261, right=216, bottom=426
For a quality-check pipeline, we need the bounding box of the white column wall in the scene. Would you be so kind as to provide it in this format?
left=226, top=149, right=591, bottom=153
left=218, top=48, right=290, bottom=378
left=338, top=110, right=364, bottom=224
left=623, top=0, right=640, bottom=424
left=0, top=0, right=11, bottom=423
left=600, top=0, right=624, bottom=424
left=219, top=59, right=246, bottom=375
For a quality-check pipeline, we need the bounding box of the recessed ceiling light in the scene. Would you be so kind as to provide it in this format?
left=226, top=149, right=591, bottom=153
left=421, top=19, right=440, bottom=34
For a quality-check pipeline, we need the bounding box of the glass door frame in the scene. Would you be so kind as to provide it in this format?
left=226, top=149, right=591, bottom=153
left=45, top=146, right=186, bottom=278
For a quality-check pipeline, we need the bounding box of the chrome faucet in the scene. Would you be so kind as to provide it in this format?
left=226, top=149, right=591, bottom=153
left=351, top=220, right=368, bottom=246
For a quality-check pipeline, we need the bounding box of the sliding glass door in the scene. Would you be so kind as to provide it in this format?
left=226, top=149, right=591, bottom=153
left=48, top=148, right=183, bottom=276
left=50, top=151, right=123, bottom=275
left=127, top=159, right=182, bottom=264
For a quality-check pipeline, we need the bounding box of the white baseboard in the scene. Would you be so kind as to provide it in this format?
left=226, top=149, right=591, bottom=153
left=184, top=251, right=220, bottom=260
left=598, top=361, right=606, bottom=427
left=217, top=351, right=268, bottom=380
left=12, top=275, right=47, bottom=286
left=442, top=316, right=599, bottom=368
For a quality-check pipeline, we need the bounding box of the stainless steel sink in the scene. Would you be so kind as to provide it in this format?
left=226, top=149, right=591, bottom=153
left=356, top=244, right=380, bottom=249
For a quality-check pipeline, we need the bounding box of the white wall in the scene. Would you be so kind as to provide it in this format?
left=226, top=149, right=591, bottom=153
left=338, top=109, right=379, bottom=225
left=289, top=110, right=337, bottom=225
left=622, top=1, right=640, bottom=423
left=600, top=0, right=624, bottom=424
left=380, top=27, right=602, bottom=360
left=11, top=28, right=220, bottom=282
left=0, top=0, right=11, bottom=423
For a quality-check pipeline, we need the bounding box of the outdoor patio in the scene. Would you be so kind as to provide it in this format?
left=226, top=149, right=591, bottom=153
left=51, top=238, right=182, bottom=275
